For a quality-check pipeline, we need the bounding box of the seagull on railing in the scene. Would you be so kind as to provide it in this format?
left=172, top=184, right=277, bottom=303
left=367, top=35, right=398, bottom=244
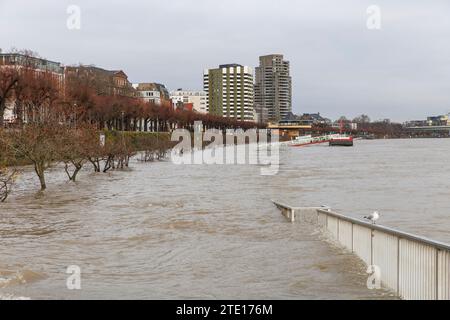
left=364, top=211, right=380, bottom=224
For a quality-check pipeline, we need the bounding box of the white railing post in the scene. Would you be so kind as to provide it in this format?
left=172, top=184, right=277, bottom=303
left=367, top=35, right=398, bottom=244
left=397, top=237, right=401, bottom=296
left=370, top=229, right=374, bottom=266
left=351, top=223, right=354, bottom=253
left=337, top=218, right=340, bottom=241
left=436, top=248, right=440, bottom=300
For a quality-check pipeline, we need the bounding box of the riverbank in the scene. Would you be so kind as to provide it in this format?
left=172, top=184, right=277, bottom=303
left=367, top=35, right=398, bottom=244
left=1, top=131, right=172, bottom=167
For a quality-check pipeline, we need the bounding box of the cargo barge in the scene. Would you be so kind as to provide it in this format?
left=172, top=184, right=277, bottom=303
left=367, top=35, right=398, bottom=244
left=329, top=136, right=353, bottom=146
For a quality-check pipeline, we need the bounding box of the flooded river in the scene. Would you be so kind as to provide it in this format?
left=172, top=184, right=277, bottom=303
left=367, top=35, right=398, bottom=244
left=1, top=138, right=449, bottom=299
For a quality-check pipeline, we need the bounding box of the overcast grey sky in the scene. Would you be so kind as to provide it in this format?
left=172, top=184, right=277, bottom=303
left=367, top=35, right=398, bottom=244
left=1, top=0, right=449, bottom=121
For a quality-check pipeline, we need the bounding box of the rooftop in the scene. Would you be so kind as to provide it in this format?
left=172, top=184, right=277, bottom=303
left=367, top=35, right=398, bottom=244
left=0, top=52, right=62, bottom=66
left=219, top=63, right=243, bottom=69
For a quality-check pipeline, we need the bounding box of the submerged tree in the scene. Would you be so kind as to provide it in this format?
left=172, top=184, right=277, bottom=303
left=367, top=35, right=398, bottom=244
left=58, top=124, right=99, bottom=181
left=7, top=121, right=62, bottom=190
left=0, top=166, right=17, bottom=202
left=0, top=129, right=18, bottom=201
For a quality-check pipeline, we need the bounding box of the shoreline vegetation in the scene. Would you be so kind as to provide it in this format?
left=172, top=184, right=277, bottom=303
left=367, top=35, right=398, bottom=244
left=0, top=127, right=176, bottom=200
left=0, top=127, right=275, bottom=202
left=0, top=50, right=264, bottom=201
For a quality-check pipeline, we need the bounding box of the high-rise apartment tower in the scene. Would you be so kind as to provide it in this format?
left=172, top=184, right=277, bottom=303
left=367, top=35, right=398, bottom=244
left=203, top=64, right=254, bottom=121
left=254, top=54, right=292, bottom=121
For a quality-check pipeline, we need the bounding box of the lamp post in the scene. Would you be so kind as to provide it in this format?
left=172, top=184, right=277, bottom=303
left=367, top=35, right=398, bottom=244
left=120, top=111, right=125, bottom=149
left=73, top=103, right=77, bottom=129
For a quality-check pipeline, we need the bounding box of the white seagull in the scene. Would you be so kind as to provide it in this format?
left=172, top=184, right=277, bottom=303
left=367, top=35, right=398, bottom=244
left=364, top=211, right=380, bottom=224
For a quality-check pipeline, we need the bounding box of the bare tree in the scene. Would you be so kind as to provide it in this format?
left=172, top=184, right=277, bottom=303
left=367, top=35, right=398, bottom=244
left=0, top=66, right=20, bottom=126
left=58, top=124, right=98, bottom=181
left=353, top=114, right=371, bottom=124
left=0, top=166, right=17, bottom=202
left=0, top=129, right=18, bottom=201
left=16, top=68, right=61, bottom=123
left=6, top=121, right=61, bottom=190
left=336, top=116, right=349, bottom=123
left=0, top=49, right=48, bottom=125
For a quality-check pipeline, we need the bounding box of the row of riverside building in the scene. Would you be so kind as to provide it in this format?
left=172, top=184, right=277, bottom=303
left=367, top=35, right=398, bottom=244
left=404, top=113, right=450, bottom=128
left=204, top=54, right=292, bottom=122
left=1, top=51, right=292, bottom=124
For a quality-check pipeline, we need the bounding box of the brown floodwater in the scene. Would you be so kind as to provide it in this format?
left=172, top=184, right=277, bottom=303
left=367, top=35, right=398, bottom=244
left=0, top=138, right=449, bottom=299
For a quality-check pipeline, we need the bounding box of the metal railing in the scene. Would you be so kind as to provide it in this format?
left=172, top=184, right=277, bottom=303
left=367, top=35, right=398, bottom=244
left=272, top=200, right=450, bottom=300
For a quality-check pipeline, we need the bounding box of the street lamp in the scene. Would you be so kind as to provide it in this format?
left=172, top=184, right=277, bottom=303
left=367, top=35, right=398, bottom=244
left=73, top=103, right=77, bottom=129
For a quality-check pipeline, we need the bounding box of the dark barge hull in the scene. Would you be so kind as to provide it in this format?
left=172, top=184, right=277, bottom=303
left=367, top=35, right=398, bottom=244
left=329, top=139, right=353, bottom=147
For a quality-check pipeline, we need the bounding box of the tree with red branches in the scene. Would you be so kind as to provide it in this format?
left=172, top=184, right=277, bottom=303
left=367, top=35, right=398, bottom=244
left=0, top=66, right=20, bottom=126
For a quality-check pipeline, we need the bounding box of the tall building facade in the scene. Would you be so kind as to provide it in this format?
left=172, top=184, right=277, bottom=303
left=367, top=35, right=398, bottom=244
left=254, top=54, right=292, bottom=121
left=253, top=105, right=269, bottom=125
left=170, top=89, right=207, bottom=113
left=65, top=65, right=134, bottom=97
left=133, top=83, right=170, bottom=106
left=203, top=64, right=254, bottom=121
